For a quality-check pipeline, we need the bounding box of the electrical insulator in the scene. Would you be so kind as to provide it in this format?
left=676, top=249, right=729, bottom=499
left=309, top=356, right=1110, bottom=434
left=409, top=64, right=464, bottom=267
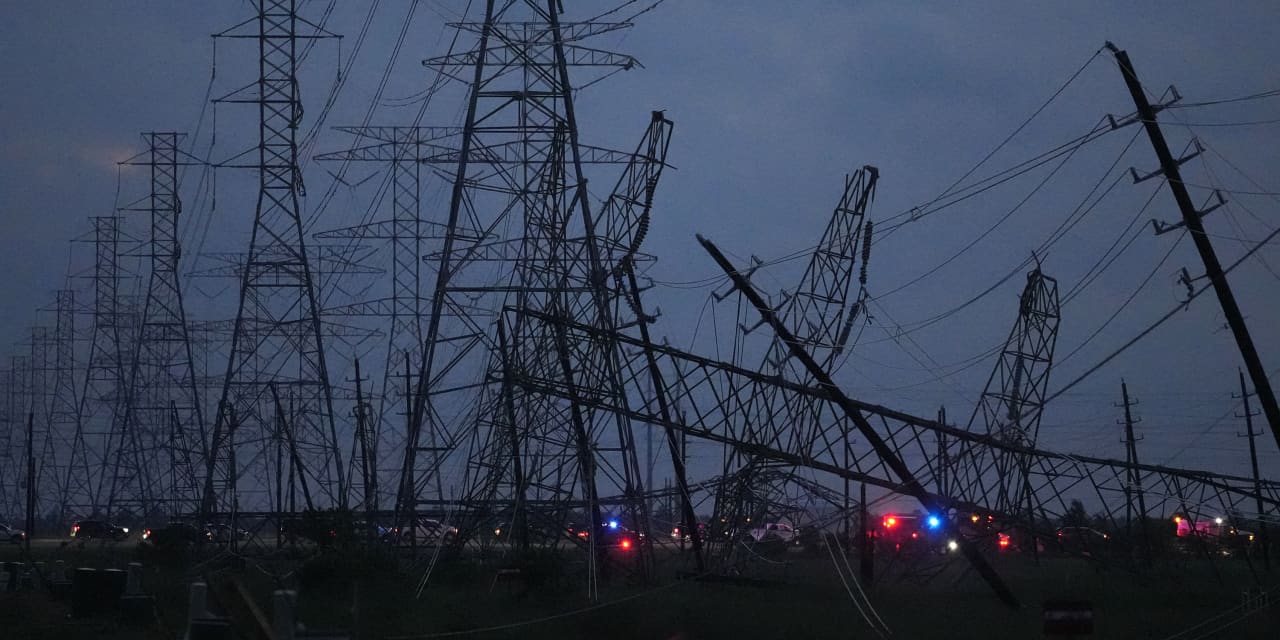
left=859, top=220, right=873, bottom=285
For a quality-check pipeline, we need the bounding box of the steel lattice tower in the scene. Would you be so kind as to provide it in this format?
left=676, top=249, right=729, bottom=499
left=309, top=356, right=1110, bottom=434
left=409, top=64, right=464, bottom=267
left=0, top=366, right=20, bottom=519
left=712, top=168, right=878, bottom=556
left=5, top=355, right=36, bottom=519
left=955, top=267, right=1059, bottom=516
left=202, top=0, right=345, bottom=518
left=392, top=1, right=670, bottom=588
left=110, top=132, right=207, bottom=518
left=67, top=216, right=130, bottom=517
left=40, top=291, right=81, bottom=520
left=314, top=126, right=460, bottom=511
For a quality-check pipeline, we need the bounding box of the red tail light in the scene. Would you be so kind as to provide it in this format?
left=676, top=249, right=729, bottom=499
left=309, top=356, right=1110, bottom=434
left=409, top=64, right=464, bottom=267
left=620, top=538, right=632, bottom=550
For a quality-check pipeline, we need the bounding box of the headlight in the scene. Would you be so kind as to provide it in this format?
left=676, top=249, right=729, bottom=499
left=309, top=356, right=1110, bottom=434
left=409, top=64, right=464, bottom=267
left=122, top=527, right=129, bottom=533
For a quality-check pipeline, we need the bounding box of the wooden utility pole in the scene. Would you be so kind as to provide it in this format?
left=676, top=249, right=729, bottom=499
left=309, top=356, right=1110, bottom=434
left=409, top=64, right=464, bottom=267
left=1236, top=369, right=1270, bottom=571
left=1108, top=42, right=1280, bottom=454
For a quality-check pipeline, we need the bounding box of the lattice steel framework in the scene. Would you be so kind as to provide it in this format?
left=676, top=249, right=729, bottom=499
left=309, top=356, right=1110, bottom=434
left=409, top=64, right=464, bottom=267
left=111, top=133, right=207, bottom=518
left=314, top=126, right=462, bottom=511
left=711, top=167, right=878, bottom=561
left=391, top=1, right=670, bottom=589
left=4, top=355, right=36, bottom=519
left=67, top=217, right=130, bottom=517
left=504, top=238, right=1280, bottom=602
left=955, top=268, right=1059, bottom=516
left=40, top=291, right=80, bottom=521
left=202, top=0, right=345, bottom=518
left=0, top=367, right=21, bottom=519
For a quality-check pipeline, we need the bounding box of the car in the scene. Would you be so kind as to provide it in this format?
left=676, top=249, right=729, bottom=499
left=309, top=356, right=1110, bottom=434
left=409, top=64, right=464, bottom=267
left=748, top=522, right=798, bottom=544
left=1055, top=526, right=1110, bottom=554
left=386, top=518, right=459, bottom=546
left=280, top=516, right=342, bottom=546
left=568, top=520, right=641, bottom=550
left=206, top=523, right=250, bottom=543
left=0, top=523, right=26, bottom=544
left=142, top=522, right=212, bottom=548
left=670, top=522, right=707, bottom=541
left=70, top=520, right=130, bottom=541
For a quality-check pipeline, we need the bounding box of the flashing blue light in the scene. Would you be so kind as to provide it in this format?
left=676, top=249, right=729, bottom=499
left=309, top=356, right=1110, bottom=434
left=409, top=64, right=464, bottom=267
left=608, top=520, right=619, bottom=529
left=926, top=515, right=942, bottom=529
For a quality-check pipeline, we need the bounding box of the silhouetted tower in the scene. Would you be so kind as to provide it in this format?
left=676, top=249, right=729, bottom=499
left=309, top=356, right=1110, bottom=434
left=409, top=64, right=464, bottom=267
left=315, top=126, right=460, bottom=509
left=111, top=132, right=207, bottom=518
left=396, top=0, right=663, bottom=590
left=0, top=367, right=19, bottom=518
left=202, top=0, right=345, bottom=518
left=713, top=167, right=878, bottom=556
left=67, top=216, right=130, bottom=516
left=4, top=354, right=35, bottom=519
left=963, top=267, right=1059, bottom=516
left=44, top=290, right=81, bottom=520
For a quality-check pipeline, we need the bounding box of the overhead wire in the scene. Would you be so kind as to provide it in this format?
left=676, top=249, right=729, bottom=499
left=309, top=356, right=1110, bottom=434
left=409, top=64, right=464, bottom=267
left=1166, top=86, right=1280, bottom=109
left=1045, top=216, right=1280, bottom=407
left=651, top=51, right=1117, bottom=293
left=875, top=48, right=1104, bottom=234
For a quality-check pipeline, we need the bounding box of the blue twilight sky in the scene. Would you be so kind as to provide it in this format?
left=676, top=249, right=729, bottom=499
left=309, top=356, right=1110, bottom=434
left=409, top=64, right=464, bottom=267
left=2, top=1, right=1279, bottom=487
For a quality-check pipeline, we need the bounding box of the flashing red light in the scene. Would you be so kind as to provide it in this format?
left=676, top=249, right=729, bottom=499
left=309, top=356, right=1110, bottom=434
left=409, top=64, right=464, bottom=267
left=883, top=516, right=898, bottom=528
left=911, top=532, right=918, bottom=539
left=621, top=538, right=632, bottom=550
left=998, top=534, right=1011, bottom=548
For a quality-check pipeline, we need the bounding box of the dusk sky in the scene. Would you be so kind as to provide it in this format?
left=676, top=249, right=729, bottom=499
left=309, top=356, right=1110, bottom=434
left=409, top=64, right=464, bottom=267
left=3, top=0, right=1279, bottom=485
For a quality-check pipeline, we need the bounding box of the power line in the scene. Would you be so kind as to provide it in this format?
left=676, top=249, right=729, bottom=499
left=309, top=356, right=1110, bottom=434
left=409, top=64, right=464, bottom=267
left=877, top=49, right=1104, bottom=231
left=1046, top=218, right=1280, bottom=406
left=1166, top=87, right=1280, bottom=109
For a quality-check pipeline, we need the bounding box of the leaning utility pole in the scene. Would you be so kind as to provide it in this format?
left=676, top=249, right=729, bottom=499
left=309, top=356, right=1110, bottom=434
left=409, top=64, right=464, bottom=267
left=1236, top=370, right=1270, bottom=571
left=1108, top=42, right=1280, bottom=453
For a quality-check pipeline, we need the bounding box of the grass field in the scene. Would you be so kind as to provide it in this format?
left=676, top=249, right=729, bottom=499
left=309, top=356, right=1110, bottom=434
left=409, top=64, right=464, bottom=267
left=1, top=539, right=1276, bottom=639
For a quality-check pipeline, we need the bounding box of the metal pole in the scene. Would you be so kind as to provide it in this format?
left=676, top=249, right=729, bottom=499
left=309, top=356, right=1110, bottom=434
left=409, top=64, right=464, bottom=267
left=1121, top=381, right=1150, bottom=567
left=1238, top=369, right=1270, bottom=571
left=859, top=482, right=872, bottom=582
left=1108, top=42, right=1280, bottom=454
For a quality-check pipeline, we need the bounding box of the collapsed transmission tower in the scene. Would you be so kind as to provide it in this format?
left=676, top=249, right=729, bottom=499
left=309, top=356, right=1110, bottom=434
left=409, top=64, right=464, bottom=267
left=713, top=167, right=878, bottom=560
left=202, top=0, right=345, bottom=518
left=393, top=1, right=674, bottom=589
left=956, top=267, right=1059, bottom=517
